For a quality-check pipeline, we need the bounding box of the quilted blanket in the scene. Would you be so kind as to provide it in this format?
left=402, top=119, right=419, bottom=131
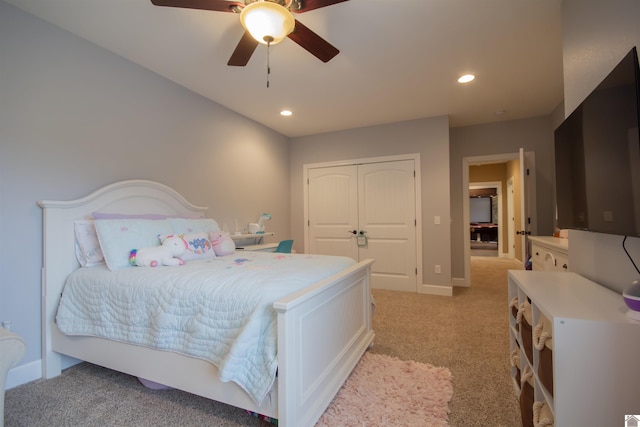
left=56, top=252, right=356, bottom=405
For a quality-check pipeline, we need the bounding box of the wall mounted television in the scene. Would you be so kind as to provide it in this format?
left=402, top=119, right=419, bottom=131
left=555, top=46, right=640, bottom=237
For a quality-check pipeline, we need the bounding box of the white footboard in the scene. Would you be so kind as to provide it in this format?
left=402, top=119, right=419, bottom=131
left=275, top=258, right=375, bottom=427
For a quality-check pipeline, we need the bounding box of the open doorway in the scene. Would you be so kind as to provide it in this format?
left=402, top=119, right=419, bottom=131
left=462, top=150, right=536, bottom=286
left=469, top=182, right=501, bottom=257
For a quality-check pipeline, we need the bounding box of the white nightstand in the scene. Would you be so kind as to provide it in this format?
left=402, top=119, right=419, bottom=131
left=230, top=232, right=275, bottom=249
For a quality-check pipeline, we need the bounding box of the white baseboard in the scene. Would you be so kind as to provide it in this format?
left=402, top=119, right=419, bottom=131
left=452, top=277, right=469, bottom=287
left=419, top=283, right=453, bottom=296
left=5, top=359, right=41, bottom=390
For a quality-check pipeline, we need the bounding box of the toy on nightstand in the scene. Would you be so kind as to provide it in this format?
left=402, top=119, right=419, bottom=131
left=209, top=231, right=235, bottom=256
left=248, top=213, right=271, bottom=234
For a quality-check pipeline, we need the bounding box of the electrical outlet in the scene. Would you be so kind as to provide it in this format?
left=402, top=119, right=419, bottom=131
left=435, top=265, right=441, bottom=274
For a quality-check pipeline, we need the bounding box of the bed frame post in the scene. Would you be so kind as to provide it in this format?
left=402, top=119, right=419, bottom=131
left=39, top=205, right=76, bottom=379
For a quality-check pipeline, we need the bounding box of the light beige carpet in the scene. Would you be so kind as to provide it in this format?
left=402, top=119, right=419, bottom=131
left=368, top=256, right=523, bottom=426
left=5, top=352, right=452, bottom=427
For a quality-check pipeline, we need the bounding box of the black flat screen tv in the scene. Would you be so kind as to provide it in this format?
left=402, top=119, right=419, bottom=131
left=555, top=46, right=640, bottom=237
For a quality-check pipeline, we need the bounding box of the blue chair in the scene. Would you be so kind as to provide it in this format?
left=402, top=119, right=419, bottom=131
left=275, top=240, right=293, bottom=253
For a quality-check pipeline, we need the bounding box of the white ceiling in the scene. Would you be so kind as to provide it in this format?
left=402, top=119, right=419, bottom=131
left=6, top=0, right=565, bottom=138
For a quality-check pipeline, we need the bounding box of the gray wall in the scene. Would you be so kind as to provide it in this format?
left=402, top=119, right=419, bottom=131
left=290, top=116, right=452, bottom=288
left=0, top=2, right=290, bottom=380
left=449, top=116, right=557, bottom=279
left=560, top=0, right=640, bottom=294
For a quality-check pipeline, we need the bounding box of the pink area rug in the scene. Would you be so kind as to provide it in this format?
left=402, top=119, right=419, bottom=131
left=316, top=352, right=453, bottom=427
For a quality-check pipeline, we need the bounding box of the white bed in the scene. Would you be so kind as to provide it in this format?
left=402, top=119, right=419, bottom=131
left=39, top=180, right=374, bottom=427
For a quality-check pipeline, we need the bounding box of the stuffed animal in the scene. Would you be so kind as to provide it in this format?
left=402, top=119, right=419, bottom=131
left=129, top=235, right=187, bottom=267
left=209, top=231, right=235, bottom=256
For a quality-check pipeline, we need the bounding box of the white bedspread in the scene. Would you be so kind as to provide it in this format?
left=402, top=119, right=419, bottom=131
left=56, top=252, right=356, bottom=405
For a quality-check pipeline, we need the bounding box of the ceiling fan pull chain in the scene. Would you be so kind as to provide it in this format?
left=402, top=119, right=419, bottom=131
left=263, top=35, right=277, bottom=88
left=267, top=42, right=271, bottom=88
left=265, top=36, right=273, bottom=88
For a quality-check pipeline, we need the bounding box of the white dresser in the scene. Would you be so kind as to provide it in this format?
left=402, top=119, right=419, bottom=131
left=508, top=270, right=640, bottom=426
left=528, top=236, right=568, bottom=272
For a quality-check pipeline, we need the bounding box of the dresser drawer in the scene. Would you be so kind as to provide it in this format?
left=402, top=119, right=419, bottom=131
left=531, top=241, right=568, bottom=272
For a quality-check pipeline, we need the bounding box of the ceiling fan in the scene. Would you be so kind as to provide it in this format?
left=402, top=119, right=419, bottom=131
left=150, top=0, right=348, bottom=66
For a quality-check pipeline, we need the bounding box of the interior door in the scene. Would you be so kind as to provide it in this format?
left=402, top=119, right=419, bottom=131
left=507, top=177, right=515, bottom=258
left=463, top=150, right=537, bottom=285
left=518, top=148, right=537, bottom=263
left=357, top=160, right=417, bottom=291
left=307, top=160, right=418, bottom=292
left=307, top=165, right=359, bottom=260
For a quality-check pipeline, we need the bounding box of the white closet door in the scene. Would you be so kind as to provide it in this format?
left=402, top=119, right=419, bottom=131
left=308, top=165, right=359, bottom=260
left=358, top=160, right=417, bottom=292
left=307, top=160, right=417, bottom=292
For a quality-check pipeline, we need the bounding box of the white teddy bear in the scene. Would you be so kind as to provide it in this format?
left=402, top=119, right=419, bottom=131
left=129, top=235, right=187, bottom=267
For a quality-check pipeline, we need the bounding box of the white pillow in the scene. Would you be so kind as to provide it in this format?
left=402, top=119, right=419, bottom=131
left=159, top=232, right=216, bottom=261
left=94, top=219, right=174, bottom=270
left=170, top=218, right=220, bottom=234
left=74, top=220, right=105, bottom=267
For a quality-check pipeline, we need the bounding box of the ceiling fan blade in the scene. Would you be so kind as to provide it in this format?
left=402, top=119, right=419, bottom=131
left=287, top=20, right=339, bottom=63
left=294, top=0, right=349, bottom=13
left=150, top=0, right=242, bottom=13
left=227, top=32, right=259, bottom=66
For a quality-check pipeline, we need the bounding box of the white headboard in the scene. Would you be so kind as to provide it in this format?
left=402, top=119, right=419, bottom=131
left=38, top=180, right=208, bottom=377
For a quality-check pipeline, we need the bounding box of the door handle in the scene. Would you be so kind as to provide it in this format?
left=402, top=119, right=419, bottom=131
left=348, top=230, right=357, bottom=235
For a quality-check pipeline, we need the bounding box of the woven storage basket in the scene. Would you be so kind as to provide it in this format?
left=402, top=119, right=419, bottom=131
left=510, top=347, right=521, bottom=386
left=534, top=312, right=553, bottom=396
left=533, top=400, right=554, bottom=427
left=510, top=296, right=520, bottom=331
left=520, top=365, right=535, bottom=427
left=518, top=300, right=533, bottom=363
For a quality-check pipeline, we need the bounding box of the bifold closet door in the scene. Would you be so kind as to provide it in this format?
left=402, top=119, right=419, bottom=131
left=357, top=160, right=417, bottom=292
left=307, top=160, right=417, bottom=292
left=308, top=165, right=359, bottom=260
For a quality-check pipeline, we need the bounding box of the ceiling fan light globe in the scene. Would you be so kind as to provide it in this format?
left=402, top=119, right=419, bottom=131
left=240, top=2, right=295, bottom=45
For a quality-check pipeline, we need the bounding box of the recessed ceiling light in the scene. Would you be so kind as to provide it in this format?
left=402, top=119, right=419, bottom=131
left=458, top=74, right=475, bottom=83
left=280, top=110, right=292, bottom=117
